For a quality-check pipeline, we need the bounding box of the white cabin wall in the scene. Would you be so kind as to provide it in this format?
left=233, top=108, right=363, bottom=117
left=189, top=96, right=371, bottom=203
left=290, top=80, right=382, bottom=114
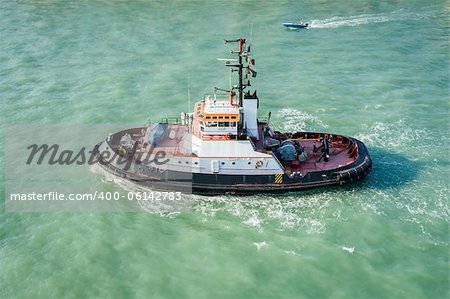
left=243, top=98, right=259, bottom=140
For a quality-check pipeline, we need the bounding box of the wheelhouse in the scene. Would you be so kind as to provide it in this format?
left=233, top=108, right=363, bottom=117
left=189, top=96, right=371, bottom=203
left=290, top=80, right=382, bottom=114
left=193, top=96, right=239, bottom=137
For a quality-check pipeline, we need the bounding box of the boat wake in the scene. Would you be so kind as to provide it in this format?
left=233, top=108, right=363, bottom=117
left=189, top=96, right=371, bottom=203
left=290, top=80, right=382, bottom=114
left=91, top=115, right=448, bottom=245
left=193, top=193, right=331, bottom=233
left=309, top=13, right=390, bottom=29
left=308, top=7, right=443, bottom=29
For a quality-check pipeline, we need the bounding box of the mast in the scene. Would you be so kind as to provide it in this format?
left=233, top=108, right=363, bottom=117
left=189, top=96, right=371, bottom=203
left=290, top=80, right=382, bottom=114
left=237, top=38, right=244, bottom=106
left=222, top=38, right=257, bottom=107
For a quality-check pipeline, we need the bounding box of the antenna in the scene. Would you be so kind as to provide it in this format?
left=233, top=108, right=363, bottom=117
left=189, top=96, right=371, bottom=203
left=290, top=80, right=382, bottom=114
left=249, top=21, right=254, bottom=45
left=187, top=73, right=191, bottom=113
left=229, top=68, right=232, bottom=91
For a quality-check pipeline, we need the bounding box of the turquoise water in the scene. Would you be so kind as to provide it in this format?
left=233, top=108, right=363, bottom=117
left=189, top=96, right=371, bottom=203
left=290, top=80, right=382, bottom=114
left=1, top=1, right=449, bottom=298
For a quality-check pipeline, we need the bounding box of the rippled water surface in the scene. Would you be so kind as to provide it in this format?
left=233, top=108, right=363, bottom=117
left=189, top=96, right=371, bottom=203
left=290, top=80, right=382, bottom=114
left=0, top=1, right=449, bottom=298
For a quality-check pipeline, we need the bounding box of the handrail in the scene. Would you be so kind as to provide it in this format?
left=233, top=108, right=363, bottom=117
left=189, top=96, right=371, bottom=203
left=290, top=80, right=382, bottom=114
left=160, top=117, right=181, bottom=124
left=247, top=136, right=257, bottom=150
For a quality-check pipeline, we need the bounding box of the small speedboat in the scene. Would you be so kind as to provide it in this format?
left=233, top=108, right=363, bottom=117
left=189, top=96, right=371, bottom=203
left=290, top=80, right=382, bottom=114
left=283, top=22, right=309, bottom=29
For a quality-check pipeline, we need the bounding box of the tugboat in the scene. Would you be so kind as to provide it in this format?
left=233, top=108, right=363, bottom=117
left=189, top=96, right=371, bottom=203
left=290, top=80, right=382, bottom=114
left=94, top=38, right=372, bottom=195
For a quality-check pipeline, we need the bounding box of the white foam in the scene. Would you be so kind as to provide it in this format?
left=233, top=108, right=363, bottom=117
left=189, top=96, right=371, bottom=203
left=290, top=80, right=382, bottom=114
left=276, top=108, right=328, bottom=132
left=284, top=250, right=297, bottom=256
left=342, top=246, right=355, bottom=254
left=253, top=241, right=268, bottom=251
left=192, top=194, right=332, bottom=233
left=242, top=210, right=263, bottom=228
left=355, top=120, right=432, bottom=151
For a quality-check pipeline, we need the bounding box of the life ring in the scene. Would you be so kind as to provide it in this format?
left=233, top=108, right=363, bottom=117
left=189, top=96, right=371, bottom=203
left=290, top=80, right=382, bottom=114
left=118, top=147, right=126, bottom=156
left=255, top=160, right=263, bottom=168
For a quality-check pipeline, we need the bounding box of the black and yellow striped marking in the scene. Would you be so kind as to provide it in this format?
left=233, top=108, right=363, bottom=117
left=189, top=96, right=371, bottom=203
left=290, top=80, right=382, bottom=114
left=275, top=173, right=283, bottom=184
